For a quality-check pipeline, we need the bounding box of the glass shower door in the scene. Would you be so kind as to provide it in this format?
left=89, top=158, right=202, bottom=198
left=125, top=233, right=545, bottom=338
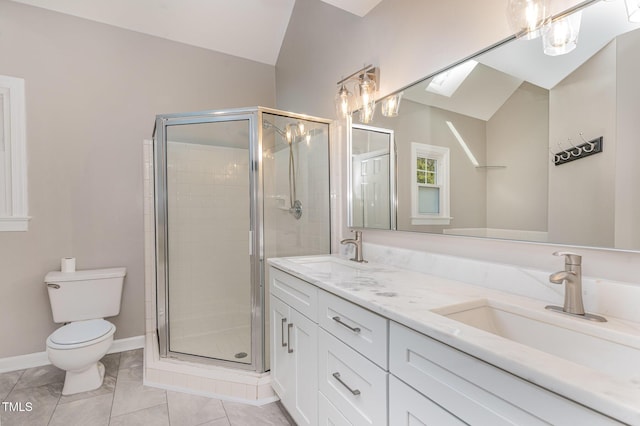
left=261, top=112, right=331, bottom=370
left=163, top=117, right=254, bottom=365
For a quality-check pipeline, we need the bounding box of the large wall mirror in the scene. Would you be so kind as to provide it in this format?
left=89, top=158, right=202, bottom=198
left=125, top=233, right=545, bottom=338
left=349, top=0, right=640, bottom=251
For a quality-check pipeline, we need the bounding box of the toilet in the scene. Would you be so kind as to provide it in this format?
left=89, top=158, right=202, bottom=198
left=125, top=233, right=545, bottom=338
left=44, top=267, right=126, bottom=395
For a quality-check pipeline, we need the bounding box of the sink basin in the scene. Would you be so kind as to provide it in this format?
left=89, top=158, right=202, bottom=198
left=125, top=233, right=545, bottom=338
left=432, top=299, right=640, bottom=382
left=286, top=256, right=366, bottom=275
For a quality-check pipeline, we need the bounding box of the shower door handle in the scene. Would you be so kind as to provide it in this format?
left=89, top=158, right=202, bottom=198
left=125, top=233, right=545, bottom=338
left=287, top=323, right=294, bottom=353
left=281, top=318, right=287, bottom=347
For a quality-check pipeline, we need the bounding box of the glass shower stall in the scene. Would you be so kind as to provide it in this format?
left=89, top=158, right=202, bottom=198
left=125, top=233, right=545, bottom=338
left=153, top=107, right=331, bottom=372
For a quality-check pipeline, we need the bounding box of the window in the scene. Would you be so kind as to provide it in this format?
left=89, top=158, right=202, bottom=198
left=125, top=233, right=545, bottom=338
left=411, top=142, right=450, bottom=225
left=0, top=75, right=29, bottom=231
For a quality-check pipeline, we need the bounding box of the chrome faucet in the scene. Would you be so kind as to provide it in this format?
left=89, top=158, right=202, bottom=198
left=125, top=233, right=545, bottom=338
left=545, top=251, right=606, bottom=322
left=340, top=230, right=366, bottom=263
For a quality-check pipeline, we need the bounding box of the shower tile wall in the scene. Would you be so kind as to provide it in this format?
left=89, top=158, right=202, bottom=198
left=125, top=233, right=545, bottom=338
left=166, top=141, right=251, bottom=360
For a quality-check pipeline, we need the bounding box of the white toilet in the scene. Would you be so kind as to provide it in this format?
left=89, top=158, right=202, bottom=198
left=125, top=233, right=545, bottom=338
left=44, top=267, right=126, bottom=395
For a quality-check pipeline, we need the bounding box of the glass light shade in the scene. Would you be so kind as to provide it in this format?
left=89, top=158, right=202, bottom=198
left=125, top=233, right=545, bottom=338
left=506, top=0, right=550, bottom=40
left=359, top=102, right=375, bottom=124
left=543, top=11, right=582, bottom=56
left=626, top=0, right=640, bottom=22
left=381, top=92, right=403, bottom=117
left=358, top=74, right=377, bottom=124
left=334, top=84, right=353, bottom=120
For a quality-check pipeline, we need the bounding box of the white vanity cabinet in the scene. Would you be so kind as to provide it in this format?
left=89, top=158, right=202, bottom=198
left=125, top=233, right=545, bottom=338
left=389, top=322, right=622, bottom=426
left=269, top=264, right=625, bottom=426
left=270, top=268, right=319, bottom=426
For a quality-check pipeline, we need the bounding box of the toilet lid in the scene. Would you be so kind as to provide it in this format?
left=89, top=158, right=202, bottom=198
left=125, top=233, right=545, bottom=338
left=50, top=319, right=114, bottom=345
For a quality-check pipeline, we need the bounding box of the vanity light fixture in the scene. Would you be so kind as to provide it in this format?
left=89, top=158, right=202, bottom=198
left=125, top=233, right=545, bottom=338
left=335, top=65, right=379, bottom=123
left=358, top=70, right=377, bottom=123
left=381, top=92, right=403, bottom=117
left=506, top=0, right=551, bottom=39
left=335, top=83, right=354, bottom=120
left=543, top=10, right=582, bottom=56
left=625, top=0, right=640, bottom=22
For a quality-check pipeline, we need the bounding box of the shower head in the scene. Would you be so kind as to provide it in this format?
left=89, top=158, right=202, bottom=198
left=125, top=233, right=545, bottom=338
left=262, top=120, right=287, bottom=139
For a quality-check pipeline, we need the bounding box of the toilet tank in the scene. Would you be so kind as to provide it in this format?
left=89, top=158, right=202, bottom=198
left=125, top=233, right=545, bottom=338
left=45, top=267, right=126, bottom=323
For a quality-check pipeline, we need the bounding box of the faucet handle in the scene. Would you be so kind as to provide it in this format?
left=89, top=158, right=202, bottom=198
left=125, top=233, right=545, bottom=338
left=553, top=251, right=582, bottom=265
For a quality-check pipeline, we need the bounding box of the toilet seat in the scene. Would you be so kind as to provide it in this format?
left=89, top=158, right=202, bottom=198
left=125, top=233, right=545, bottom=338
left=47, top=319, right=115, bottom=350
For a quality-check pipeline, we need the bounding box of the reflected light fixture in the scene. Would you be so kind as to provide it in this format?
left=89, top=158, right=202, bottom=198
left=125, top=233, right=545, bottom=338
left=543, top=11, right=582, bottom=56
left=625, top=0, right=640, bottom=22
left=381, top=92, right=403, bottom=117
left=335, top=65, right=379, bottom=123
left=506, top=0, right=551, bottom=39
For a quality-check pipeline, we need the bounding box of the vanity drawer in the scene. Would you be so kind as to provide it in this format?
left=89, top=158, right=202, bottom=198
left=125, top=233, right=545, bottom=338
left=318, top=329, right=387, bottom=426
left=319, top=290, right=388, bottom=368
left=270, top=267, right=318, bottom=321
left=389, top=322, right=622, bottom=426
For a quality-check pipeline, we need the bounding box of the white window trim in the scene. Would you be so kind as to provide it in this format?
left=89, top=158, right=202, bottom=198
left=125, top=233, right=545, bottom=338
left=0, top=75, right=29, bottom=231
left=411, top=142, right=451, bottom=226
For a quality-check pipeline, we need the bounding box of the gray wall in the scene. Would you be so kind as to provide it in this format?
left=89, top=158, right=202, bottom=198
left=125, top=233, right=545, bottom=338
left=486, top=82, right=549, bottom=232
left=276, top=0, right=640, bottom=284
left=0, top=1, right=275, bottom=358
left=548, top=41, right=616, bottom=247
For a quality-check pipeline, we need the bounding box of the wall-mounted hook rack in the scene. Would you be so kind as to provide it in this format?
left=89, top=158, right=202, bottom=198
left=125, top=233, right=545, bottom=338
left=553, top=136, right=603, bottom=166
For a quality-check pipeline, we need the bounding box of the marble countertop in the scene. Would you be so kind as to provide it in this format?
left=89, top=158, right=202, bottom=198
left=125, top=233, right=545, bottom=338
left=268, top=254, right=640, bottom=425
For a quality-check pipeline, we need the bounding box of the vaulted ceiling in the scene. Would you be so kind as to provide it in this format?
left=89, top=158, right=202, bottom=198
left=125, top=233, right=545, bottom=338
left=10, top=0, right=384, bottom=65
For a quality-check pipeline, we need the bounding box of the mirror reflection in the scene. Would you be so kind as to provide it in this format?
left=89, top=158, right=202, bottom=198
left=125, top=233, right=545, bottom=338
left=351, top=0, right=640, bottom=250
left=348, top=125, right=395, bottom=230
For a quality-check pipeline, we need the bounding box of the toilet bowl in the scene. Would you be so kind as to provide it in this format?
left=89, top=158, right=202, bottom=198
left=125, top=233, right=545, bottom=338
left=46, top=319, right=116, bottom=395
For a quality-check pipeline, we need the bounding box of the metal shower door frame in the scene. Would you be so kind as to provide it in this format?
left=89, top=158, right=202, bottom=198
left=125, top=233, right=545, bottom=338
left=153, top=106, right=333, bottom=373
left=154, top=108, right=264, bottom=372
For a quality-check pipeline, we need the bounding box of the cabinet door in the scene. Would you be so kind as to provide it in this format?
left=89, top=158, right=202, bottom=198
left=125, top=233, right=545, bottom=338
left=319, top=392, right=353, bottom=426
left=389, top=376, right=466, bottom=426
left=270, top=295, right=292, bottom=400
left=290, top=308, right=319, bottom=426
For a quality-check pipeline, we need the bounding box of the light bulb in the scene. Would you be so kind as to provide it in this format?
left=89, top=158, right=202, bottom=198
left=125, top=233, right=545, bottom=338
left=507, top=0, right=550, bottom=39
left=543, top=11, right=581, bottom=56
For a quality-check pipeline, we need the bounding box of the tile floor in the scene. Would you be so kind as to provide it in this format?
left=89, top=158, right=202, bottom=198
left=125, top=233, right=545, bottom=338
left=0, top=349, right=292, bottom=426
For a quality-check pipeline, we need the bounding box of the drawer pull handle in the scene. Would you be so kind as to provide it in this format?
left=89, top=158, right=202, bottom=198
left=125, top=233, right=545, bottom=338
left=281, top=318, right=287, bottom=347
left=332, top=316, right=361, bottom=333
left=332, top=372, right=360, bottom=396
left=287, top=323, right=294, bottom=353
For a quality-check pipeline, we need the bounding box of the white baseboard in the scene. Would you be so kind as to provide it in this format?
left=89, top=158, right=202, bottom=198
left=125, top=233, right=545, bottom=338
left=0, top=335, right=145, bottom=373
left=108, top=335, right=145, bottom=354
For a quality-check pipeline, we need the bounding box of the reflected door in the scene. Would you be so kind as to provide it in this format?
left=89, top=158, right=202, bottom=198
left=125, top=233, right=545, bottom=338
left=164, top=118, right=253, bottom=364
